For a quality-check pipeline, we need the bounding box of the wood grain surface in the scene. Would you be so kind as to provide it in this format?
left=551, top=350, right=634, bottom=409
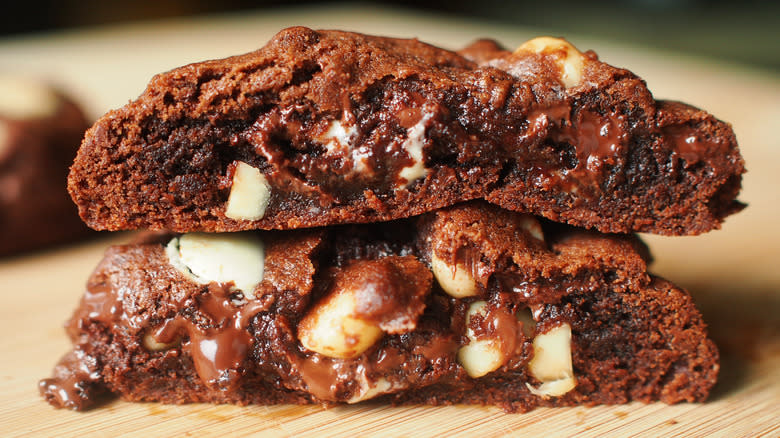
left=1, top=5, right=778, bottom=437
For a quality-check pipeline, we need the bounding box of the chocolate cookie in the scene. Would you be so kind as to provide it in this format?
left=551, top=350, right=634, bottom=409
left=67, top=27, right=744, bottom=236
left=40, top=203, right=717, bottom=411
left=0, top=75, right=93, bottom=256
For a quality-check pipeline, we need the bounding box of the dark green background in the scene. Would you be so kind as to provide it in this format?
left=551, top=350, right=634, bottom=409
left=2, top=1, right=778, bottom=73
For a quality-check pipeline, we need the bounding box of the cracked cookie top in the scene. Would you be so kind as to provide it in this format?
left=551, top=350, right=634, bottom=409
left=69, top=27, right=744, bottom=235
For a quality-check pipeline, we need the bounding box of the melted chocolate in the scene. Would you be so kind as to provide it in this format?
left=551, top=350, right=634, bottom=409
left=409, top=337, right=459, bottom=365
left=292, top=334, right=460, bottom=402
left=79, top=282, right=123, bottom=325
left=67, top=266, right=274, bottom=393
left=294, top=355, right=352, bottom=401
left=469, top=302, right=521, bottom=360
left=453, top=246, right=494, bottom=289
left=66, top=277, right=147, bottom=342
left=149, top=283, right=273, bottom=390
left=374, top=346, right=406, bottom=371
left=663, top=124, right=723, bottom=166
left=526, top=104, right=627, bottom=178
left=38, top=349, right=103, bottom=410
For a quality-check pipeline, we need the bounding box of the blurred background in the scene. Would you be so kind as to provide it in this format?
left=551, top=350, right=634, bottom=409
left=1, top=3, right=779, bottom=435
left=1, top=0, right=779, bottom=73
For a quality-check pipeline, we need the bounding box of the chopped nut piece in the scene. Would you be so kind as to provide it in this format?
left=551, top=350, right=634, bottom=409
left=347, top=377, right=394, bottom=404
left=165, top=232, right=265, bottom=299
left=526, top=378, right=577, bottom=398
left=225, top=161, right=271, bottom=221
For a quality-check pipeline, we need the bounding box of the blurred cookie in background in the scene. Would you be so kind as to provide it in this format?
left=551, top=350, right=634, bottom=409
left=0, top=74, right=95, bottom=256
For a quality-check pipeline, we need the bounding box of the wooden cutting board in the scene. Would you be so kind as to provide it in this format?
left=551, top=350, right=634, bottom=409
left=1, top=5, right=778, bottom=437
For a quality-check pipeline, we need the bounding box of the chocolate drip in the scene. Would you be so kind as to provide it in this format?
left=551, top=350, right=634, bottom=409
left=149, top=283, right=273, bottom=390
left=38, top=349, right=104, bottom=411
left=453, top=247, right=494, bottom=288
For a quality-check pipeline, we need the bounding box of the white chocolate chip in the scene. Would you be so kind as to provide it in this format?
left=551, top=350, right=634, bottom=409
left=225, top=161, right=271, bottom=221
left=431, top=253, right=477, bottom=298
left=526, top=322, right=577, bottom=397
left=318, top=120, right=371, bottom=172
left=398, top=113, right=431, bottom=186
left=457, top=301, right=507, bottom=378
left=166, top=232, right=265, bottom=299
left=298, top=288, right=384, bottom=359
left=0, top=74, right=60, bottom=119
left=319, top=120, right=357, bottom=154
left=351, top=147, right=371, bottom=173
left=515, top=37, right=585, bottom=88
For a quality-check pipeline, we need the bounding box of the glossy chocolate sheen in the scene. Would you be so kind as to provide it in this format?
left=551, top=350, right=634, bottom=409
left=40, top=203, right=717, bottom=411
left=68, top=27, right=744, bottom=236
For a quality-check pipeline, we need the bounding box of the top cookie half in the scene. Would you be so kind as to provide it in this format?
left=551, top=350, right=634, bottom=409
left=68, top=27, right=745, bottom=235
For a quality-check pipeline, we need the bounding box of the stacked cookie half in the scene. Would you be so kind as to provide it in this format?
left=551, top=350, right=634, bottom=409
left=41, top=27, right=745, bottom=412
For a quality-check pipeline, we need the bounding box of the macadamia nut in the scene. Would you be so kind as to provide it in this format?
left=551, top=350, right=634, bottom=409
left=517, top=214, right=545, bottom=242
left=225, top=161, right=271, bottom=221
left=516, top=37, right=585, bottom=89
left=431, top=253, right=478, bottom=298
left=298, top=289, right=384, bottom=359
left=166, top=232, right=265, bottom=299
left=457, top=301, right=508, bottom=378
left=526, top=322, right=577, bottom=397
